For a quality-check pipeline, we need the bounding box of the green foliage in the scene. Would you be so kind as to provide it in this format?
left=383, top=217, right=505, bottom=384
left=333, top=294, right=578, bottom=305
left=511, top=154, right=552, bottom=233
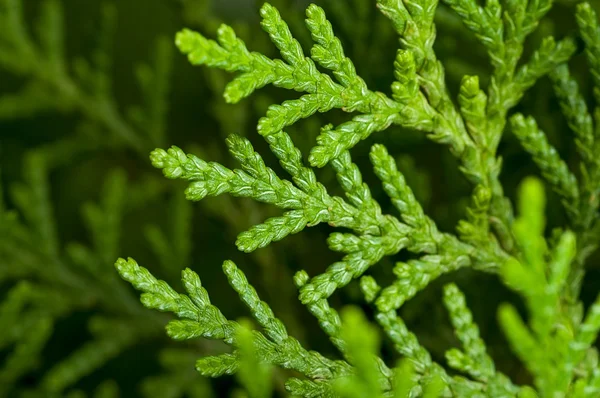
left=3, top=0, right=600, bottom=396
left=0, top=0, right=210, bottom=395
left=0, top=0, right=173, bottom=156
left=114, top=0, right=600, bottom=396
left=0, top=148, right=214, bottom=396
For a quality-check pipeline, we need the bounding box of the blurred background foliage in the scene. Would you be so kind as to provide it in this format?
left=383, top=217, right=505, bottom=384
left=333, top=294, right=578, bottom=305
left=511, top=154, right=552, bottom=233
left=1, top=0, right=600, bottom=396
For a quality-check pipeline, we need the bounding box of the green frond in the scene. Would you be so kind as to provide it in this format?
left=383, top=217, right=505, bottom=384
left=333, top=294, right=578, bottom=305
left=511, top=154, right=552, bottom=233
left=115, top=257, right=354, bottom=392
left=443, top=284, right=495, bottom=378
left=442, top=0, right=504, bottom=63
left=577, top=3, right=600, bottom=105
left=285, top=378, right=336, bottom=397
left=195, top=353, right=239, bottom=378
left=510, top=37, right=576, bottom=108
left=511, top=114, right=580, bottom=220
left=331, top=150, right=380, bottom=217
left=149, top=141, right=379, bottom=253
left=224, top=260, right=289, bottom=343
left=174, top=2, right=435, bottom=170
left=305, top=4, right=365, bottom=91
left=550, top=64, right=595, bottom=164
left=370, top=144, right=429, bottom=232
left=376, top=311, right=431, bottom=370
left=294, top=270, right=345, bottom=352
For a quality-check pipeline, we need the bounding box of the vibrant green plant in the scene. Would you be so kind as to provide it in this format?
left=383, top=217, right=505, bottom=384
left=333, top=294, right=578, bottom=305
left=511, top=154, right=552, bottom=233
left=1, top=0, right=398, bottom=395
left=2, top=0, right=600, bottom=396
left=115, top=0, right=600, bottom=396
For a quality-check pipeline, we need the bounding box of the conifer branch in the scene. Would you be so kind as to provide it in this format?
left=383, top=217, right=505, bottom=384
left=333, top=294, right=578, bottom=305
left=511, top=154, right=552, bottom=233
left=3, top=0, right=595, bottom=396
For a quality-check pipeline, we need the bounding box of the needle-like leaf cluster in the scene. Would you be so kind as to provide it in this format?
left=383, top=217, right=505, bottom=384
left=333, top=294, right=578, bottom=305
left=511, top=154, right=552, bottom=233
left=116, top=0, right=600, bottom=396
